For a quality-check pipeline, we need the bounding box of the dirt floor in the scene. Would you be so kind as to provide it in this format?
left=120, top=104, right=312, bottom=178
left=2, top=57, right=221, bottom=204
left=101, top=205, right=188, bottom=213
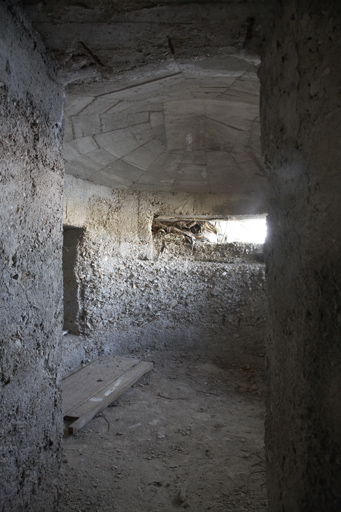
left=58, top=350, right=267, bottom=512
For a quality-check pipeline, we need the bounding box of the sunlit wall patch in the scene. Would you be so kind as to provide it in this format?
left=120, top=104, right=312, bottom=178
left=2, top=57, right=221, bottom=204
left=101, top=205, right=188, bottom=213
left=213, top=217, right=267, bottom=244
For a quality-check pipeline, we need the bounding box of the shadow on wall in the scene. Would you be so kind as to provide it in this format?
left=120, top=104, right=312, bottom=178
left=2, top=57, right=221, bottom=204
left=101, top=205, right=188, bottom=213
left=63, top=226, right=85, bottom=335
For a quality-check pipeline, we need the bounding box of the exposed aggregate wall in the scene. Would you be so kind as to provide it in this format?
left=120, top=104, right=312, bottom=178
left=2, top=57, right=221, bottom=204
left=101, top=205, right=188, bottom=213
left=0, top=3, right=64, bottom=511
left=63, top=176, right=267, bottom=376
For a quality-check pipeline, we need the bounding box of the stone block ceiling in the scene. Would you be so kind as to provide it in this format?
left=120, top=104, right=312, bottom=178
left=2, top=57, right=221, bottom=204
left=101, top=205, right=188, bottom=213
left=23, top=0, right=271, bottom=199
left=63, top=58, right=264, bottom=195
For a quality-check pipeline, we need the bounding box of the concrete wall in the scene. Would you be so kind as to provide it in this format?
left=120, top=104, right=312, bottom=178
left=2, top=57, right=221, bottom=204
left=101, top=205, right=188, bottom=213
left=0, top=3, right=64, bottom=511
left=62, top=175, right=267, bottom=375
left=260, top=1, right=341, bottom=510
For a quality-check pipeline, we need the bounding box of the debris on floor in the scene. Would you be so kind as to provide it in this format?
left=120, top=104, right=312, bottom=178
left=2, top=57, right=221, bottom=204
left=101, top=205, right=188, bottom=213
left=58, top=350, right=266, bottom=512
left=63, top=356, right=153, bottom=435
left=152, top=219, right=218, bottom=251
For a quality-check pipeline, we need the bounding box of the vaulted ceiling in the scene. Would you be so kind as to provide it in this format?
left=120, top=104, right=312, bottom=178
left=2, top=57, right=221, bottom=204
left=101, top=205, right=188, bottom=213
left=22, top=0, right=274, bottom=208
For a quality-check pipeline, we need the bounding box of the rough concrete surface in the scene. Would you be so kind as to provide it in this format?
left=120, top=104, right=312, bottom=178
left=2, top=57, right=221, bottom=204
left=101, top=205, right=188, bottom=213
left=260, top=1, right=341, bottom=511
left=23, top=1, right=274, bottom=80
left=0, top=3, right=64, bottom=511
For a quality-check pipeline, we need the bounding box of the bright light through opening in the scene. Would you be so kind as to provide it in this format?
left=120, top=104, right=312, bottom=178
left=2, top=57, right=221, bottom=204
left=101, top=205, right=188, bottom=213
left=214, top=218, right=267, bottom=244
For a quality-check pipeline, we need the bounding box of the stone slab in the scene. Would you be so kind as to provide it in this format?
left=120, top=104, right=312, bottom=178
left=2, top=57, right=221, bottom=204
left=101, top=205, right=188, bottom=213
left=95, top=129, right=140, bottom=158
left=123, top=146, right=160, bottom=170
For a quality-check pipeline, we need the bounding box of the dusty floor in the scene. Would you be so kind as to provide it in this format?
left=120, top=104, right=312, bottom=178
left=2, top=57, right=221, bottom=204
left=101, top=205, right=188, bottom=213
left=58, top=350, right=266, bottom=512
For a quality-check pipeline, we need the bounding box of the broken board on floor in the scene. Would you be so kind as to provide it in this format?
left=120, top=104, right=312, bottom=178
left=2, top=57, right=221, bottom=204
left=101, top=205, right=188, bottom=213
left=62, top=356, right=153, bottom=435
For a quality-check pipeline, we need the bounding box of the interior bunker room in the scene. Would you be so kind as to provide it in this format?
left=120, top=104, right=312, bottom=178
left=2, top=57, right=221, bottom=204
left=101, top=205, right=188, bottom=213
left=1, top=1, right=341, bottom=511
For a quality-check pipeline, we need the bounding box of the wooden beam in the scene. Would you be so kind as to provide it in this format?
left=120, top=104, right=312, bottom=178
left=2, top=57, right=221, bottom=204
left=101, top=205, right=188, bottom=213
left=67, top=361, right=153, bottom=435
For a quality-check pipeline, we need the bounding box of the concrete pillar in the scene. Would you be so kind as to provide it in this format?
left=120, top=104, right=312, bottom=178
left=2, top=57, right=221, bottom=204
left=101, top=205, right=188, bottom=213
left=260, top=1, right=341, bottom=510
left=0, top=2, right=64, bottom=510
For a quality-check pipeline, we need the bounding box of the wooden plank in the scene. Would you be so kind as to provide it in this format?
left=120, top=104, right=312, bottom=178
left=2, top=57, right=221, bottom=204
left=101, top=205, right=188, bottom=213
left=68, top=361, right=153, bottom=435
left=62, top=356, right=139, bottom=417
